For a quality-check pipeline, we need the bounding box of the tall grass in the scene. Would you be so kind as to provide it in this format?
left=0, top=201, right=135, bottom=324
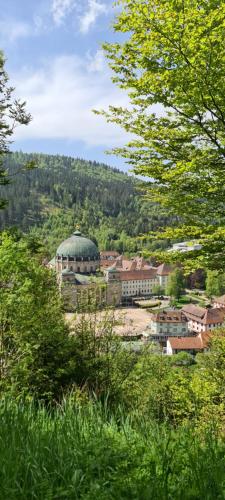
left=0, top=398, right=224, bottom=499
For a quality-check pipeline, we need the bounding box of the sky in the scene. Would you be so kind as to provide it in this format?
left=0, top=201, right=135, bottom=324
left=0, top=0, right=131, bottom=170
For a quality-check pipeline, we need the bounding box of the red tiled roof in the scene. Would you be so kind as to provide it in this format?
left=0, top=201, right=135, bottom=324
left=152, top=310, right=187, bottom=323
left=156, top=263, right=172, bottom=276
left=113, top=256, right=153, bottom=272
left=118, top=269, right=157, bottom=281
left=213, top=295, right=225, bottom=306
left=182, top=305, right=225, bottom=325
left=168, top=335, right=205, bottom=350
left=100, top=251, right=119, bottom=257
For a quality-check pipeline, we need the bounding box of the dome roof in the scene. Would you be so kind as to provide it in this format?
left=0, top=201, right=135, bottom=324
left=56, top=231, right=99, bottom=260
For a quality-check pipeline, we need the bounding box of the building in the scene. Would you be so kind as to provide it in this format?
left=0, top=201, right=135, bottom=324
left=50, top=231, right=121, bottom=310
left=61, top=272, right=121, bottom=311
left=105, top=256, right=172, bottom=299
left=168, top=241, right=202, bottom=253
left=156, top=263, right=173, bottom=290
left=100, top=251, right=119, bottom=269
left=147, top=310, right=189, bottom=346
left=56, top=230, right=100, bottom=274
left=213, top=295, right=225, bottom=309
left=167, top=332, right=210, bottom=355
left=182, top=304, right=225, bottom=333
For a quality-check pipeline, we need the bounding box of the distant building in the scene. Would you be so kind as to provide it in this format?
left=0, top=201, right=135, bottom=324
left=168, top=241, right=202, bottom=253
left=100, top=251, right=119, bottom=269
left=148, top=310, right=189, bottom=347
left=156, top=263, right=173, bottom=290
left=55, top=230, right=100, bottom=274
left=105, top=256, right=172, bottom=299
left=213, top=295, right=225, bottom=309
left=167, top=332, right=210, bottom=355
left=182, top=304, right=225, bottom=333
left=50, top=231, right=121, bottom=310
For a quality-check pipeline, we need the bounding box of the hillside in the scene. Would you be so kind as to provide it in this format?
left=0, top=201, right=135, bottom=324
left=0, top=152, right=172, bottom=256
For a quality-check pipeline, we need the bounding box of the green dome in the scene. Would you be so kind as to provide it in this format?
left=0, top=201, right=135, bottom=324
left=56, top=231, right=99, bottom=260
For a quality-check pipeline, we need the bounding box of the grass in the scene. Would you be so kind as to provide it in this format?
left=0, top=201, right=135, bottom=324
left=0, top=398, right=225, bottom=499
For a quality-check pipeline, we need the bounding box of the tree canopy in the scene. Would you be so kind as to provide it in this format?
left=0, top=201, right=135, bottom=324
left=0, top=53, right=32, bottom=207
left=0, top=152, right=173, bottom=256
left=101, top=0, right=225, bottom=269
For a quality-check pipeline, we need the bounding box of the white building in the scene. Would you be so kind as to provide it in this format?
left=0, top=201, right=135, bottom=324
left=105, top=257, right=172, bottom=298
left=213, top=295, right=225, bottom=309
left=168, top=241, right=202, bottom=253
left=148, top=310, right=189, bottom=346
left=182, top=304, right=225, bottom=333
left=167, top=333, right=210, bottom=355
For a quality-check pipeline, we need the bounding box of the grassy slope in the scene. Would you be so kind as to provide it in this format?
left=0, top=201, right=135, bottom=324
left=0, top=399, right=224, bottom=499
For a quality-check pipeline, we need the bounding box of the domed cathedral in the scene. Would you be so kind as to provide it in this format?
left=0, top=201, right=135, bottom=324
left=55, top=230, right=100, bottom=274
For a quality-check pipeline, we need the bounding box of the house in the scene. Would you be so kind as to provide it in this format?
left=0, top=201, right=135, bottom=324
left=182, top=305, right=225, bottom=333
left=148, top=310, right=189, bottom=347
left=168, top=241, right=202, bottom=253
left=156, top=263, right=173, bottom=290
left=167, top=332, right=210, bottom=355
left=100, top=251, right=119, bottom=269
left=105, top=256, right=172, bottom=298
left=213, top=295, right=225, bottom=309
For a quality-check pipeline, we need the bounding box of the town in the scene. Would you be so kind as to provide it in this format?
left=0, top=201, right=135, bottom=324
left=49, top=230, right=225, bottom=357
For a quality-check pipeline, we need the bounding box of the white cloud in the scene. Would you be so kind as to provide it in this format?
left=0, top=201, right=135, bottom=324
left=51, top=0, right=75, bottom=26
left=79, top=0, right=108, bottom=34
left=12, top=53, right=130, bottom=148
left=87, top=49, right=105, bottom=72
left=0, top=19, right=31, bottom=43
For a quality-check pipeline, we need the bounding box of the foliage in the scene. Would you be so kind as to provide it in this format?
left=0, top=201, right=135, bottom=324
left=100, top=0, right=225, bottom=269
left=0, top=233, right=76, bottom=401
left=69, top=309, right=136, bottom=401
left=152, top=284, right=165, bottom=296
left=0, top=233, right=136, bottom=402
left=0, top=152, right=173, bottom=256
left=0, top=53, right=32, bottom=208
left=166, top=268, right=185, bottom=300
left=206, top=270, right=225, bottom=298
left=0, top=398, right=225, bottom=499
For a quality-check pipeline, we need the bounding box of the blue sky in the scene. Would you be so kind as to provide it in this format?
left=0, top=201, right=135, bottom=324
left=0, top=0, right=131, bottom=170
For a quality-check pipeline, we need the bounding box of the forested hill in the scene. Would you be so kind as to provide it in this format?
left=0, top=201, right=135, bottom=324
left=0, top=152, right=171, bottom=256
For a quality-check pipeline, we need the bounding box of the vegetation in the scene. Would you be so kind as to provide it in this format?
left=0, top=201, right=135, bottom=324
left=0, top=53, right=32, bottom=208
left=101, top=0, right=225, bottom=270
left=166, top=268, right=185, bottom=300
left=206, top=270, right=225, bottom=298
left=152, top=284, right=165, bottom=296
left=1, top=3, right=225, bottom=495
left=0, top=152, right=173, bottom=256
left=0, top=398, right=225, bottom=500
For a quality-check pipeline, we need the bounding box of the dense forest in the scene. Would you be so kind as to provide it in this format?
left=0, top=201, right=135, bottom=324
left=0, top=152, right=172, bottom=256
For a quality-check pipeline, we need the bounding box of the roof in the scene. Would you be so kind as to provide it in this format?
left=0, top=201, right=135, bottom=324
left=156, top=263, right=172, bottom=276
left=168, top=333, right=210, bottom=350
left=118, top=269, right=157, bottom=281
left=56, top=232, right=100, bottom=260
left=214, top=295, right=225, bottom=306
left=61, top=268, right=75, bottom=275
left=48, top=257, right=56, bottom=266
left=182, top=305, right=225, bottom=325
left=74, top=273, right=91, bottom=285
left=113, top=256, right=153, bottom=272
left=107, top=266, right=117, bottom=273
left=152, top=310, right=187, bottom=323
left=100, top=251, right=119, bottom=257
